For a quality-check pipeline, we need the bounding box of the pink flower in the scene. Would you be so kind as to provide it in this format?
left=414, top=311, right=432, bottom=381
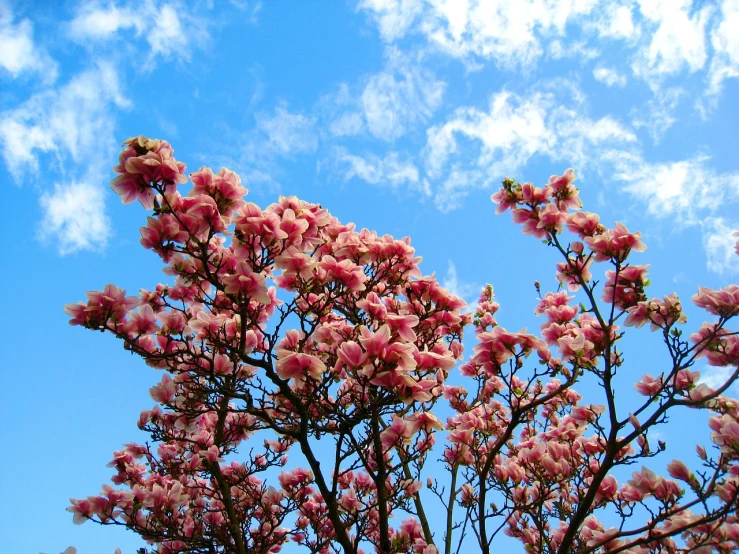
left=690, top=323, right=739, bottom=366
left=520, top=182, right=549, bottom=205
left=566, top=211, right=603, bottom=237
left=634, top=374, right=663, bottom=396
left=625, top=293, right=687, bottom=330
left=385, top=313, right=419, bottom=342
left=337, top=341, right=369, bottom=371
left=536, top=203, right=567, bottom=235
left=111, top=136, right=187, bottom=209
left=278, top=468, right=313, bottom=491
left=317, top=256, right=367, bottom=292
left=666, top=460, right=693, bottom=483
left=380, top=415, right=414, bottom=450
left=149, top=374, right=176, bottom=404
left=556, top=257, right=593, bottom=291
left=126, top=304, right=158, bottom=336
left=602, top=265, right=649, bottom=310
left=594, top=475, right=619, bottom=504
left=276, top=352, right=327, bottom=382
left=585, top=222, right=646, bottom=262
left=356, top=292, right=388, bottom=321
left=548, top=169, right=581, bottom=212
left=535, top=291, right=575, bottom=317
left=222, top=262, right=271, bottom=304
left=491, top=181, right=523, bottom=213
left=274, top=246, right=316, bottom=281
left=512, top=207, right=550, bottom=239
left=67, top=498, right=93, bottom=524
left=279, top=208, right=310, bottom=246
left=65, top=284, right=140, bottom=329
left=627, top=466, right=663, bottom=496
left=190, top=166, right=247, bottom=213
left=406, top=411, right=444, bottom=433
left=692, top=285, right=739, bottom=318
left=673, top=369, right=700, bottom=391
left=708, top=414, right=739, bottom=454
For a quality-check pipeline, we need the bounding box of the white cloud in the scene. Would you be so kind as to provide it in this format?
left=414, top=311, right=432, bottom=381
left=708, top=0, right=739, bottom=96
left=357, top=0, right=424, bottom=41
left=0, top=63, right=129, bottom=179
left=359, top=0, right=598, bottom=69
left=228, top=0, right=262, bottom=23
left=256, top=105, right=318, bottom=155
left=603, top=150, right=739, bottom=274
left=317, top=83, right=366, bottom=138
left=68, top=1, right=208, bottom=68
left=0, top=117, right=55, bottom=175
left=425, top=91, right=551, bottom=180
left=548, top=39, right=599, bottom=62
left=424, top=87, right=636, bottom=193
left=336, top=148, right=426, bottom=193
left=630, top=87, right=682, bottom=143
left=593, top=66, right=628, bottom=87
left=702, top=218, right=739, bottom=275
left=361, top=48, right=445, bottom=141
left=317, top=51, right=444, bottom=142
left=591, top=3, right=639, bottom=40
left=0, top=5, right=57, bottom=81
left=605, top=152, right=739, bottom=224
left=700, top=366, right=739, bottom=394
left=330, top=112, right=365, bottom=137
left=433, top=168, right=487, bottom=212
left=39, top=180, right=111, bottom=254
left=358, top=0, right=739, bottom=106
left=0, top=63, right=128, bottom=254
left=441, top=260, right=476, bottom=306
left=631, top=0, right=712, bottom=81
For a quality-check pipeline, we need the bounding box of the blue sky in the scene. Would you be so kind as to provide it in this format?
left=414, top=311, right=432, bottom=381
left=0, top=1, right=738, bottom=552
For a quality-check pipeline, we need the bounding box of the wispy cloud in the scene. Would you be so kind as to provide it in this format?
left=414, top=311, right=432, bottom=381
left=441, top=260, right=477, bottom=306
left=548, top=39, right=599, bottom=62
left=356, top=0, right=424, bottom=42
left=423, top=86, right=636, bottom=209
left=360, top=0, right=598, bottom=70
left=318, top=47, right=444, bottom=143
left=604, top=151, right=739, bottom=225
left=67, top=0, right=209, bottom=69
left=424, top=90, right=552, bottom=180
left=0, top=63, right=128, bottom=253
left=0, top=3, right=57, bottom=82
left=707, top=0, right=739, bottom=97
left=358, top=0, right=738, bottom=108
left=603, top=150, right=739, bottom=274
left=334, top=147, right=426, bottom=192
left=590, top=3, right=639, bottom=41
left=630, top=0, right=711, bottom=83
left=630, top=87, right=682, bottom=143
left=228, top=0, right=262, bottom=24
left=702, top=218, right=739, bottom=276
left=0, top=63, right=129, bottom=179
left=361, top=48, right=445, bottom=141
left=39, top=180, right=111, bottom=254
left=256, top=105, right=318, bottom=156
left=593, top=66, right=627, bottom=87
left=700, top=365, right=739, bottom=395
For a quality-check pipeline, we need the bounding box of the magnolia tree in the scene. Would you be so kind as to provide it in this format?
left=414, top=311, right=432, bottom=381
left=65, top=137, right=739, bottom=554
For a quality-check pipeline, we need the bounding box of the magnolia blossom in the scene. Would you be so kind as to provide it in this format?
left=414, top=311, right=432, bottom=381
left=66, top=148, right=739, bottom=554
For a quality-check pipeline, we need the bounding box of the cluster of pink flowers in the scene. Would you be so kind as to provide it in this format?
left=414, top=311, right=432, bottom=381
left=65, top=140, right=739, bottom=554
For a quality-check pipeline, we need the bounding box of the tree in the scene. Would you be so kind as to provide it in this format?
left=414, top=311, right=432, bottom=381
left=66, top=136, right=739, bottom=554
